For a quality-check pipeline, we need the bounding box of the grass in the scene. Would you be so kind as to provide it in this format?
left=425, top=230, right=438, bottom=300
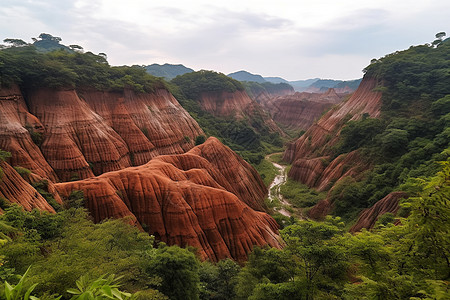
left=269, top=153, right=285, bottom=164
left=254, top=159, right=278, bottom=186
left=280, top=179, right=327, bottom=208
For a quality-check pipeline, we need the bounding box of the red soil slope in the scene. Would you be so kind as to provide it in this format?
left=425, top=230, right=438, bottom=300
left=0, top=85, right=203, bottom=181
left=55, top=138, right=280, bottom=261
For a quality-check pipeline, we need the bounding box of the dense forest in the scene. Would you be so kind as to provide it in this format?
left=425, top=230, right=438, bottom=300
left=0, top=35, right=449, bottom=299
left=170, top=71, right=284, bottom=165
left=0, top=38, right=166, bottom=93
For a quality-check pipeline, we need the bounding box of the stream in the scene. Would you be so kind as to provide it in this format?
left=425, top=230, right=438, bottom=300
left=266, top=153, right=292, bottom=217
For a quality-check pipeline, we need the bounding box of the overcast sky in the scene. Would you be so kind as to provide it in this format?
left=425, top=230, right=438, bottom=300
left=1, top=0, right=449, bottom=80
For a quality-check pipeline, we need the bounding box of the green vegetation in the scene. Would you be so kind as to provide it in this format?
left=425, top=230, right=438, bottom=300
left=0, top=42, right=165, bottom=93
left=67, top=274, right=133, bottom=300
left=325, top=40, right=450, bottom=220
left=31, top=180, right=62, bottom=212
left=280, top=179, right=326, bottom=209
left=254, top=159, right=278, bottom=186
left=0, top=163, right=447, bottom=299
left=0, top=150, right=12, bottom=179
left=195, top=135, right=206, bottom=146
left=242, top=81, right=293, bottom=100
left=234, top=163, right=449, bottom=299
left=169, top=74, right=283, bottom=165
left=171, top=70, right=244, bottom=100
left=144, top=63, right=194, bottom=80
left=12, top=167, right=31, bottom=178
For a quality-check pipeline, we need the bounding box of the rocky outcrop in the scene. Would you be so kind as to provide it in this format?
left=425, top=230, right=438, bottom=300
left=198, top=90, right=254, bottom=118
left=0, top=85, right=203, bottom=181
left=308, top=198, right=332, bottom=220
left=288, top=151, right=370, bottom=192
left=262, top=89, right=344, bottom=131
left=248, top=86, right=294, bottom=104
left=350, top=192, right=408, bottom=232
left=55, top=138, right=280, bottom=261
left=284, top=78, right=382, bottom=188
left=281, top=77, right=383, bottom=218
left=196, top=90, right=284, bottom=135
left=0, top=85, right=58, bottom=181
left=0, top=161, right=59, bottom=212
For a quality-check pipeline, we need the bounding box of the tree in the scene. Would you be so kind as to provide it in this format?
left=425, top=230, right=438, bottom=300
left=432, top=31, right=446, bottom=47
left=69, top=45, right=84, bottom=52
left=146, top=246, right=200, bottom=300
left=280, top=218, right=348, bottom=299
left=38, top=33, right=62, bottom=43
left=403, top=161, right=450, bottom=279
left=3, top=39, right=28, bottom=47
left=380, top=128, right=409, bottom=156
left=195, top=135, right=206, bottom=145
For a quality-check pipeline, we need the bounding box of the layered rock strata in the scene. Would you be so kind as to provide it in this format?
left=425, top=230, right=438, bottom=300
left=282, top=77, right=384, bottom=219
left=284, top=78, right=382, bottom=189
left=55, top=138, right=280, bottom=261
left=198, top=90, right=284, bottom=135
left=262, top=88, right=344, bottom=131
left=0, top=85, right=203, bottom=181
left=350, top=192, right=408, bottom=232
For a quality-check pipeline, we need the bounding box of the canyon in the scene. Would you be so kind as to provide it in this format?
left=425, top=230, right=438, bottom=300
left=261, top=88, right=345, bottom=131
left=0, top=83, right=280, bottom=261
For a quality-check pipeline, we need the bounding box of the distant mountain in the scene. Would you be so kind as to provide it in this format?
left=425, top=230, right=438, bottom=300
left=228, top=70, right=360, bottom=93
left=263, top=77, right=289, bottom=84
left=308, top=79, right=342, bottom=89
left=334, top=79, right=363, bottom=90
left=228, top=70, right=266, bottom=83
left=145, top=63, right=194, bottom=80
left=305, top=79, right=362, bottom=93
left=287, top=79, right=320, bottom=91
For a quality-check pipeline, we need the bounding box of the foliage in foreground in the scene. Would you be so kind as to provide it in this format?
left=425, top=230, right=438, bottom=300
left=0, top=162, right=448, bottom=299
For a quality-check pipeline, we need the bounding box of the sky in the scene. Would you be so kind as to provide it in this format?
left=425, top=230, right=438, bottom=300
left=1, top=0, right=449, bottom=81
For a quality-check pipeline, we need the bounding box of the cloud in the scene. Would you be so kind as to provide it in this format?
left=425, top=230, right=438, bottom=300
left=1, top=0, right=449, bottom=79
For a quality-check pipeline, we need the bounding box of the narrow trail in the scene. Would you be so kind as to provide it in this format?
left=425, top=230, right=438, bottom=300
left=266, top=153, right=292, bottom=217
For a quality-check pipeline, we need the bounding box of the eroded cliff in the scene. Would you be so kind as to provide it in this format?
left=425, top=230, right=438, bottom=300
left=263, top=88, right=345, bottom=131
left=197, top=90, right=284, bottom=135
left=55, top=138, right=280, bottom=261
left=0, top=85, right=203, bottom=181
left=350, top=192, right=408, bottom=232
left=283, top=77, right=383, bottom=218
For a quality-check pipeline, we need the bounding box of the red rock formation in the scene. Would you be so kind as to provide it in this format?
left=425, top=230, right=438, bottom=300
left=55, top=138, right=279, bottom=261
left=288, top=151, right=370, bottom=192
left=197, top=90, right=284, bottom=135
left=284, top=78, right=382, bottom=186
left=0, top=85, right=203, bottom=181
left=80, top=88, right=203, bottom=157
left=0, top=161, right=58, bottom=212
left=0, top=85, right=58, bottom=181
left=281, top=77, right=383, bottom=219
left=198, top=90, right=253, bottom=118
left=250, top=87, right=294, bottom=104
left=261, top=89, right=344, bottom=131
left=350, top=192, right=408, bottom=232
left=308, top=198, right=332, bottom=220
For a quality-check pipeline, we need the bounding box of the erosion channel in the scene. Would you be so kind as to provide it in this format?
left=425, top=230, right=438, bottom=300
left=266, top=153, right=291, bottom=217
